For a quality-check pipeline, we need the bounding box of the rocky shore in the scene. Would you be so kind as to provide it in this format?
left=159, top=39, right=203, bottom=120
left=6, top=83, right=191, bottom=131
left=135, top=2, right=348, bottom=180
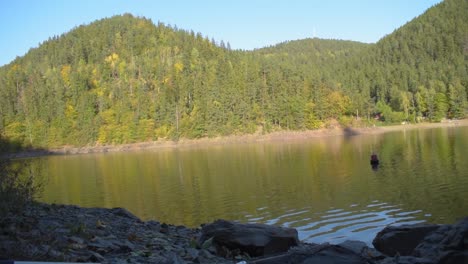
left=0, top=203, right=467, bottom=263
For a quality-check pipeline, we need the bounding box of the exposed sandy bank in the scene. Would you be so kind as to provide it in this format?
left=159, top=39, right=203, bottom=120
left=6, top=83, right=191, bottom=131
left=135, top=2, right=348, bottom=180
left=4, top=119, right=468, bottom=158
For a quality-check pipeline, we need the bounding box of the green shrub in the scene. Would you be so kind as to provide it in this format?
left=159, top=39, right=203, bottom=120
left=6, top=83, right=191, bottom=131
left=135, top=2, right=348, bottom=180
left=0, top=159, right=42, bottom=215
left=338, top=116, right=353, bottom=127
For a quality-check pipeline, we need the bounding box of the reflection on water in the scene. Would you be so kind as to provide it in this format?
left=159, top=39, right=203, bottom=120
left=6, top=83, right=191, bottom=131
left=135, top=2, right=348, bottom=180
left=257, top=201, right=427, bottom=246
left=32, top=126, right=468, bottom=245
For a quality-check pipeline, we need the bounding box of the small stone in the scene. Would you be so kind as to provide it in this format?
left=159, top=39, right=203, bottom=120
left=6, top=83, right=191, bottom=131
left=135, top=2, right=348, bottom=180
left=88, top=251, right=105, bottom=262
left=186, top=247, right=199, bottom=259
left=114, top=239, right=136, bottom=252
left=201, top=236, right=213, bottom=249
left=69, top=243, right=87, bottom=250
left=164, top=252, right=185, bottom=264
left=68, top=236, right=85, bottom=244
left=199, top=249, right=215, bottom=258
left=47, top=249, right=63, bottom=259
left=128, top=233, right=139, bottom=241
left=87, top=238, right=119, bottom=253
left=362, top=247, right=386, bottom=260
left=96, top=219, right=107, bottom=229
left=54, top=227, right=71, bottom=234
left=111, top=207, right=139, bottom=220
left=146, top=220, right=161, bottom=232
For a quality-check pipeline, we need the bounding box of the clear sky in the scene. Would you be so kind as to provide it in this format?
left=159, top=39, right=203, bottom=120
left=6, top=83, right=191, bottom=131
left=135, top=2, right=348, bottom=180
left=0, top=0, right=442, bottom=66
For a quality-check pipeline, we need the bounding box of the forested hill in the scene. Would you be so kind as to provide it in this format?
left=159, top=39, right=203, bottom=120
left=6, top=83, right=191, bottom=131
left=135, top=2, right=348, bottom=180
left=0, top=0, right=467, bottom=150
left=0, top=14, right=367, bottom=148
left=253, top=38, right=369, bottom=86
left=334, top=0, right=468, bottom=122
left=254, top=38, right=369, bottom=63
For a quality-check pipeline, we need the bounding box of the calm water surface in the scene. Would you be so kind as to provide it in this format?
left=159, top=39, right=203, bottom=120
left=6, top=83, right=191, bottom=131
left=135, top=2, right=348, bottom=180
left=32, top=126, right=468, bottom=245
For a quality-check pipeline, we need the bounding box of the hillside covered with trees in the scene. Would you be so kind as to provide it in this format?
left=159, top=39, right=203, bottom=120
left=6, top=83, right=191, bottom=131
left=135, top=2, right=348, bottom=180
left=0, top=0, right=467, bottom=150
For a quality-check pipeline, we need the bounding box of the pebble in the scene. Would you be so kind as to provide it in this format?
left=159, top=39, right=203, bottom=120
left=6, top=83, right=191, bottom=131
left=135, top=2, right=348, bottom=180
left=0, top=202, right=233, bottom=263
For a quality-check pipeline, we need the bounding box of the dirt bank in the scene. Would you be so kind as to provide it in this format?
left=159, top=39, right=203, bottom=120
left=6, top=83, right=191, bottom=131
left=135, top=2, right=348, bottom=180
left=4, top=119, right=468, bottom=159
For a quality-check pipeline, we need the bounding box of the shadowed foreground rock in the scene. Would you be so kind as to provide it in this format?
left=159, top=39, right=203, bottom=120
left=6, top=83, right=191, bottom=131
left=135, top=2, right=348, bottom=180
left=249, top=243, right=373, bottom=264
left=372, top=217, right=468, bottom=264
left=372, top=223, right=441, bottom=256
left=0, top=203, right=467, bottom=263
left=199, top=219, right=299, bottom=257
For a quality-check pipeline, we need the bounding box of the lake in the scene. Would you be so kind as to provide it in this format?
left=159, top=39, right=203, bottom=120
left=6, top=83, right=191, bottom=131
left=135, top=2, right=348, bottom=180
left=31, top=125, right=468, bottom=245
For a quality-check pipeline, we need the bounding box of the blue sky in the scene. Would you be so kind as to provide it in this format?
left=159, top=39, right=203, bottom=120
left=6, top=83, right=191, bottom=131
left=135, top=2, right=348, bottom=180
left=0, top=0, right=442, bottom=66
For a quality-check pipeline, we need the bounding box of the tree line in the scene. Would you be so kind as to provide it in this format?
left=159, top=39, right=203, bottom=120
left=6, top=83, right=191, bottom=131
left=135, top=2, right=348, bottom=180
left=0, top=0, right=467, bottom=150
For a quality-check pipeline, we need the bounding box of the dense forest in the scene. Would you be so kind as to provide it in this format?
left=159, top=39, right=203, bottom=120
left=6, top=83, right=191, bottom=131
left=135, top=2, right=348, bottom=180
left=0, top=0, right=467, bottom=150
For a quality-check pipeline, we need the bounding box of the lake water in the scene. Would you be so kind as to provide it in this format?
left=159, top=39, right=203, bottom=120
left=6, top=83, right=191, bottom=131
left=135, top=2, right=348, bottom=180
left=32, top=126, right=468, bottom=245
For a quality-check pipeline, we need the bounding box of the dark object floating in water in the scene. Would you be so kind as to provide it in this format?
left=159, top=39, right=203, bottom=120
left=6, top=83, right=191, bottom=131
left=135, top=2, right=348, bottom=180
left=370, top=153, right=379, bottom=165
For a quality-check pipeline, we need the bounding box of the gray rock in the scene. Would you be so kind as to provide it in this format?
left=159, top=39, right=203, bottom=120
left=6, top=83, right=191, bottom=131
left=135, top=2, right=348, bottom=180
left=146, top=220, right=161, bottom=232
left=372, top=223, right=440, bottom=256
left=196, top=249, right=230, bottom=264
left=251, top=244, right=371, bottom=264
left=88, top=237, right=120, bottom=253
left=361, top=247, right=386, bottom=261
left=186, top=247, right=199, bottom=259
left=338, top=240, right=368, bottom=255
left=436, top=250, right=468, bottom=264
left=47, top=248, right=63, bottom=259
left=337, top=240, right=390, bottom=262
left=299, top=245, right=372, bottom=264
left=413, top=217, right=468, bottom=261
left=377, top=256, right=433, bottom=264
left=88, top=251, right=106, bottom=262
left=110, top=207, right=139, bottom=221
left=199, top=248, right=216, bottom=258
left=199, top=219, right=299, bottom=257
left=67, top=249, right=102, bottom=262
left=163, top=252, right=186, bottom=264
left=68, top=235, right=85, bottom=244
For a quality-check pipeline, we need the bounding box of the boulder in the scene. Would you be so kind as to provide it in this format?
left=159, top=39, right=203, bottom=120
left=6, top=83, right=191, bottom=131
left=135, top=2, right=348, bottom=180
left=377, top=256, right=433, bottom=264
left=413, top=217, right=468, bottom=262
left=251, top=243, right=372, bottom=264
left=199, top=219, right=299, bottom=257
left=372, top=223, right=440, bottom=256
left=436, top=251, right=468, bottom=264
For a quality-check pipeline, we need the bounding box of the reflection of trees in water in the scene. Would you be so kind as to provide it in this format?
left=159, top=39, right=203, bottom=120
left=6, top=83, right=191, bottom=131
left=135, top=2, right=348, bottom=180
left=31, top=126, right=468, bottom=227
left=372, top=127, right=468, bottom=223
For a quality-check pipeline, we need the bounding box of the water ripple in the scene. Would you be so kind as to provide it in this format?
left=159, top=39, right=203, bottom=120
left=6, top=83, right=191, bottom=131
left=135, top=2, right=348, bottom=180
left=307, top=203, right=429, bottom=245
left=244, top=200, right=430, bottom=246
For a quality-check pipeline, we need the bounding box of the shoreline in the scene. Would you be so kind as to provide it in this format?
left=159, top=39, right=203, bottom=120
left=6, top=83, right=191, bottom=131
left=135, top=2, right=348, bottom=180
left=1, top=202, right=466, bottom=263
left=3, top=119, right=468, bottom=159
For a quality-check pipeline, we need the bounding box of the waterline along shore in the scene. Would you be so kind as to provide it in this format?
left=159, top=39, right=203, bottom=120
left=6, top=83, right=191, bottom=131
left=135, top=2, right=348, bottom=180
left=4, top=119, right=468, bottom=159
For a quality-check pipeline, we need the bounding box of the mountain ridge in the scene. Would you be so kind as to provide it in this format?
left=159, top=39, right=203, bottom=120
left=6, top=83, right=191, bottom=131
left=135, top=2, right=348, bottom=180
left=1, top=0, right=467, bottom=150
